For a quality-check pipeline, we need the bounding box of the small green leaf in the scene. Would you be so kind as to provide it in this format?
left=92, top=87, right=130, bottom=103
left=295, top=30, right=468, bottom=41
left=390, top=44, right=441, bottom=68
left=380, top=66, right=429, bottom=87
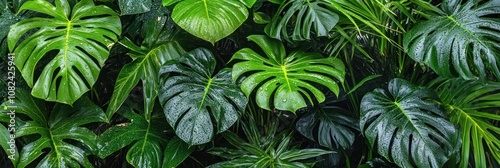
left=171, top=0, right=249, bottom=43
left=163, top=137, right=194, bottom=168
left=253, top=12, right=270, bottom=24
left=159, top=48, right=247, bottom=145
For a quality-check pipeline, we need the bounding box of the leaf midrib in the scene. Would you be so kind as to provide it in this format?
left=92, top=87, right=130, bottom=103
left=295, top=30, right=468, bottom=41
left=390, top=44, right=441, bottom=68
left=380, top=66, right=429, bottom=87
left=446, top=15, right=487, bottom=47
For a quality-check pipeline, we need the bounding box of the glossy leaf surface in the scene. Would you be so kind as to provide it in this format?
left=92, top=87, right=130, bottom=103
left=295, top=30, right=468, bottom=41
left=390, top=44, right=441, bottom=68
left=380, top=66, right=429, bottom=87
left=7, top=0, right=121, bottom=104
left=360, top=78, right=460, bottom=168
left=159, top=48, right=247, bottom=145
left=404, top=0, right=500, bottom=81
left=171, top=0, right=249, bottom=44
left=265, top=0, right=339, bottom=42
left=430, top=77, right=500, bottom=167
left=231, top=35, right=345, bottom=112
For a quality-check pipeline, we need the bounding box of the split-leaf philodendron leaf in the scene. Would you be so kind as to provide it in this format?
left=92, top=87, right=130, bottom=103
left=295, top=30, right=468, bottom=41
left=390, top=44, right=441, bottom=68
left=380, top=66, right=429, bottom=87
left=7, top=0, right=121, bottom=105
left=159, top=48, right=247, bottom=145
left=404, top=0, right=500, bottom=81
left=231, top=35, right=345, bottom=113
left=360, top=78, right=460, bottom=168
left=0, top=89, right=106, bottom=167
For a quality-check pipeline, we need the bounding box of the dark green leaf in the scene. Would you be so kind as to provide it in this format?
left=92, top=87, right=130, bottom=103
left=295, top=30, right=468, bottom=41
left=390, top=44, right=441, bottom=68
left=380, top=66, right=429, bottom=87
left=119, top=0, right=152, bottom=15
left=265, top=0, right=339, bottom=42
left=162, top=136, right=193, bottom=168
left=7, top=0, right=121, bottom=104
left=360, top=78, right=460, bottom=168
left=231, top=35, right=345, bottom=112
left=159, top=48, right=247, bottom=145
left=404, top=0, right=500, bottom=81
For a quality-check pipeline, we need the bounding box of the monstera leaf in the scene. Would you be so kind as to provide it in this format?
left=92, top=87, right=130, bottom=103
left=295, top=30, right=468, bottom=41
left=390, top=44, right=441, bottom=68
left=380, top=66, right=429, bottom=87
left=7, top=0, right=121, bottom=104
left=360, top=78, right=460, bottom=168
left=98, top=101, right=181, bottom=168
left=169, top=0, right=253, bottom=44
left=296, top=93, right=358, bottom=150
left=159, top=48, right=247, bottom=145
left=0, top=89, right=106, bottom=167
left=430, top=77, right=500, bottom=167
left=265, top=0, right=339, bottom=42
left=231, top=35, right=345, bottom=112
left=404, top=0, right=500, bottom=81
left=106, top=16, right=185, bottom=120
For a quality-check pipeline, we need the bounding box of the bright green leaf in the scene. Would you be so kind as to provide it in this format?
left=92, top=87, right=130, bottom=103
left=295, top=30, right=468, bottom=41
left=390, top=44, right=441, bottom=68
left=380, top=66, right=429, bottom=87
left=231, top=35, right=345, bottom=112
left=162, top=137, right=193, bottom=168
left=171, top=0, right=249, bottom=44
left=7, top=0, right=121, bottom=105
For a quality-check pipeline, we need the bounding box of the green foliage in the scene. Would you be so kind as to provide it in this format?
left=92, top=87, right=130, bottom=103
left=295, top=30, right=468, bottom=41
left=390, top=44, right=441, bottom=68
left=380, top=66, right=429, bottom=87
left=208, top=116, right=333, bottom=168
left=167, top=0, right=253, bottom=44
left=7, top=0, right=121, bottom=105
left=265, top=0, right=339, bottom=42
left=106, top=16, right=185, bottom=120
left=159, top=48, right=247, bottom=145
left=360, top=78, right=460, bottom=168
left=0, top=89, right=106, bottom=167
left=296, top=93, right=358, bottom=150
left=231, top=35, right=345, bottom=112
left=404, top=0, right=500, bottom=81
left=119, top=0, right=152, bottom=15
left=430, top=77, right=500, bottom=167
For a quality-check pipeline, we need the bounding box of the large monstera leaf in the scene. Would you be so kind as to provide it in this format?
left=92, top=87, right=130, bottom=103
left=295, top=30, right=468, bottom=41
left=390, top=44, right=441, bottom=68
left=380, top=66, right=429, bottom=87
left=265, top=0, right=339, bottom=42
left=106, top=16, right=185, bottom=120
left=0, top=89, right=106, bottom=167
left=231, top=35, right=345, bottom=113
left=159, top=48, right=247, bottom=145
left=404, top=0, right=500, bottom=81
left=168, top=0, right=253, bottom=44
left=429, top=77, right=500, bottom=167
left=360, top=78, right=460, bottom=168
left=7, top=0, right=121, bottom=104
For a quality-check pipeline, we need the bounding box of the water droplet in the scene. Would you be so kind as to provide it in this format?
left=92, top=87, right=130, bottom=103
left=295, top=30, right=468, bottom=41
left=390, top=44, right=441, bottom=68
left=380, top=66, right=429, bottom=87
left=283, top=99, right=287, bottom=102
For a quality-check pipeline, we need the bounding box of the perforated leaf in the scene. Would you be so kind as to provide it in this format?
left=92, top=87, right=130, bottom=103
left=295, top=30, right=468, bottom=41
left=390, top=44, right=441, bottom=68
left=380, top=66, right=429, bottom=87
left=7, top=0, right=121, bottom=104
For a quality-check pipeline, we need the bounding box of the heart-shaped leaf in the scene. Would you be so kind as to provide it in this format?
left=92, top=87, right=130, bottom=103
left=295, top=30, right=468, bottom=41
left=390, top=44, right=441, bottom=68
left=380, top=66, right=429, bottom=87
left=404, top=0, right=500, bottom=81
left=170, top=0, right=250, bottom=44
left=0, top=89, right=106, bottom=167
left=106, top=16, right=185, bottom=120
left=98, top=102, right=169, bottom=168
left=429, top=77, right=500, bottom=167
left=159, top=48, right=247, bottom=145
left=265, top=0, right=339, bottom=42
left=7, top=0, right=121, bottom=104
left=231, top=35, right=345, bottom=112
left=360, top=78, right=460, bottom=168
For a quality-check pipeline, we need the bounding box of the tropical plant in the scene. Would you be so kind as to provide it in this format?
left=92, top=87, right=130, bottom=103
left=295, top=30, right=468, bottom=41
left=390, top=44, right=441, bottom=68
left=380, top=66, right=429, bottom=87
left=159, top=48, right=247, bottom=145
left=231, top=35, right=345, bottom=112
left=7, top=0, right=121, bottom=104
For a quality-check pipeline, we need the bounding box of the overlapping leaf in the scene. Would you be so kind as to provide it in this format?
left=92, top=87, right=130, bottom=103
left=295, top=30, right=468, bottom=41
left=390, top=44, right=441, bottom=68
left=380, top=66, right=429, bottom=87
left=429, top=77, right=500, bottom=167
left=404, top=0, right=500, bottom=81
left=360, top=78, right=460, bottom=168
left=7, top=0, right=121, bottom=104
left=0, top=89, right=106, bottom=167
left=98, top=103, right=170, bottom=168
left=106, top=16, right=185, bottom=120
left=231, top=35, right=345, bottom=112
left=265, top=0, right=339, bottom=42
left=170, top=0, right=251, bottom=44
left=159, top=48, right=247, bottom=145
